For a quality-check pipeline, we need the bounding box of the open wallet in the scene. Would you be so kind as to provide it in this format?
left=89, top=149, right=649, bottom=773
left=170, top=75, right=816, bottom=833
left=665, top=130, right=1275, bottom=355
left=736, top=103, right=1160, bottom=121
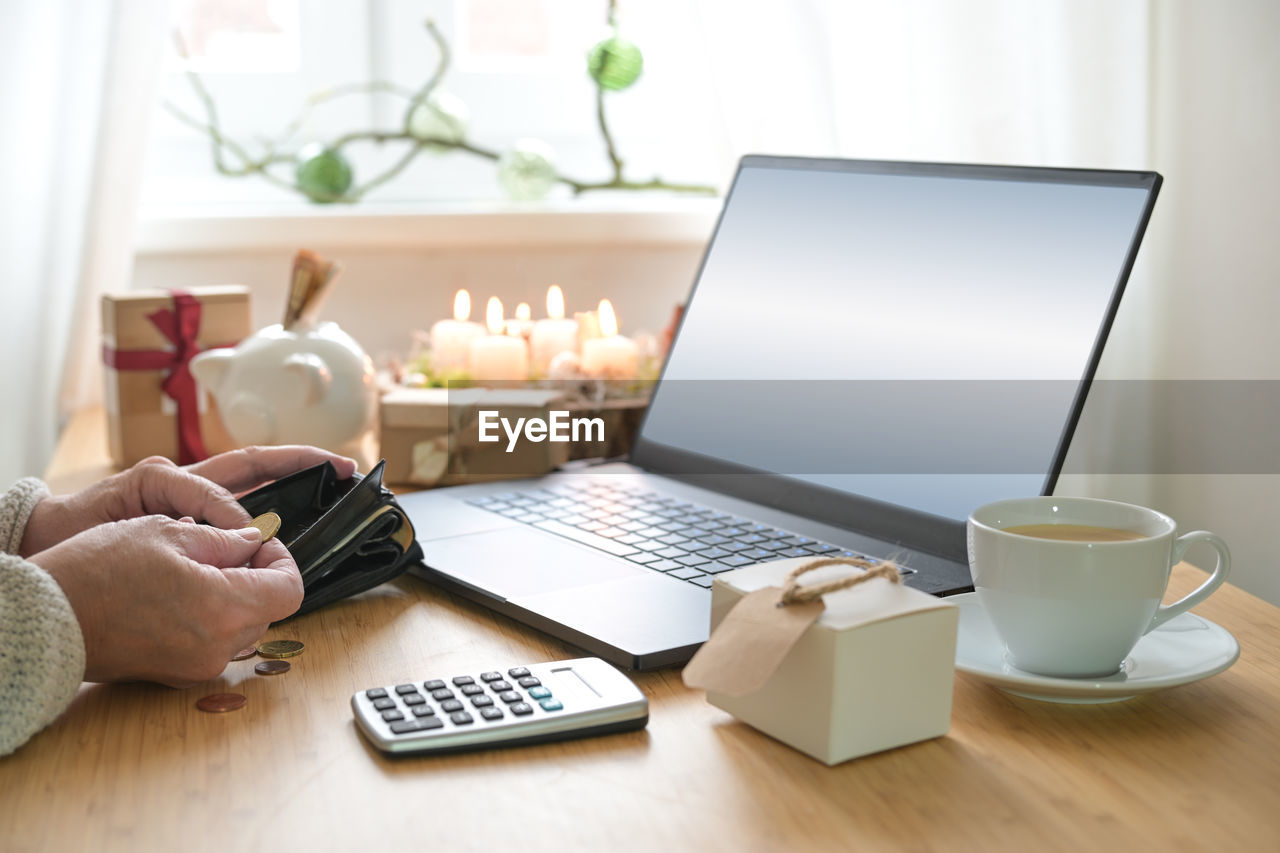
left=237, top=460, right=424, bottom=618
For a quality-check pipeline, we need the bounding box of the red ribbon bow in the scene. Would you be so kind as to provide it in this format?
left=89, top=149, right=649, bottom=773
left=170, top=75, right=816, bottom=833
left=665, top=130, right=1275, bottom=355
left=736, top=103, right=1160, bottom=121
left=102, top=291, right=212, bottom=464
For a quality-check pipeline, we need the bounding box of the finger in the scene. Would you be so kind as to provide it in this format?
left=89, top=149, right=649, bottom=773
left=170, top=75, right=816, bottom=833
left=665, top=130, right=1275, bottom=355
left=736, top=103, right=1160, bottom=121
left=222, top=538, right=305, bottom=622
left=134, top=463, right=252, bottom=529
left=186, top=446, right=359, bottom=494
left=173, top=521, right=263, bottom=569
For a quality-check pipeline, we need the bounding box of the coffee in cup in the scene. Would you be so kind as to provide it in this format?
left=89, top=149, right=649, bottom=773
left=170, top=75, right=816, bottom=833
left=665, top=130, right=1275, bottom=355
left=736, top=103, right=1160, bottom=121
left=967, top=496, right=1230, bottom=678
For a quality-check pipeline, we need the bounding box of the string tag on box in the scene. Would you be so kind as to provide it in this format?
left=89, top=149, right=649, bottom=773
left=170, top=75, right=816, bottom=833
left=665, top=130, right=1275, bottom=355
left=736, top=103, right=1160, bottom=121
left=681, top=557, right=901, bottom=697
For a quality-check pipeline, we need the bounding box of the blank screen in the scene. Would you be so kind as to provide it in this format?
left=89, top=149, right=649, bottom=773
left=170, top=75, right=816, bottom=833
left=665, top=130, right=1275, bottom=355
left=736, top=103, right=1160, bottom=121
left=640, top=162, right=1154, bottom=521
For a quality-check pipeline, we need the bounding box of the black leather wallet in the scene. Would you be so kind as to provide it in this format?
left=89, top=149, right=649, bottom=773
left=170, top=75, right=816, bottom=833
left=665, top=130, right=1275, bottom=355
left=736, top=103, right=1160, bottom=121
left=237, top=460, right=423, bottom=618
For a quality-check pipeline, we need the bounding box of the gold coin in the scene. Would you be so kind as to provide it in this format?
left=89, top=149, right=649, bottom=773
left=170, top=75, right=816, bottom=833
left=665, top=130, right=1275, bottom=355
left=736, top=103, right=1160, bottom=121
left=196, top=692, right=246, bottom=713
left=230, top=646, right=258, bottom=661
left=249, top=511, right=282, bottom=541
left=257, top=639, right=305, bottom=659
left=254, top=660, right=291, bottom=676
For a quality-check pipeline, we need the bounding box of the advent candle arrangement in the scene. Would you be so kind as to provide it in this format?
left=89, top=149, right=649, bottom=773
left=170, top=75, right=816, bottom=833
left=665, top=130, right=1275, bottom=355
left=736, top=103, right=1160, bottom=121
left=426, top=285, right=641, bottom=385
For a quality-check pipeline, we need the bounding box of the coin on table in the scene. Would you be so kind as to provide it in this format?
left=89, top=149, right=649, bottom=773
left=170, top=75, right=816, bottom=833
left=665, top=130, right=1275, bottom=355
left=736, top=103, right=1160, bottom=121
left=257, top=639, right=305, bottom=659
left=230, top=646, right=258, bottom=661
left=254, top=660, right=291, bottom=676
left=196, top=692, right=247, bottom=713
left=248, top=511, right=282, bottom=541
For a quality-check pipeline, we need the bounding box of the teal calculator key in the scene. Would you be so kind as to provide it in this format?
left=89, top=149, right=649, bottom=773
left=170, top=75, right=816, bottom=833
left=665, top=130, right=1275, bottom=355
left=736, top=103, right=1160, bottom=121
left=539, top=697, right=563, bottom=712
left=527, top=686, right=551, bottom=700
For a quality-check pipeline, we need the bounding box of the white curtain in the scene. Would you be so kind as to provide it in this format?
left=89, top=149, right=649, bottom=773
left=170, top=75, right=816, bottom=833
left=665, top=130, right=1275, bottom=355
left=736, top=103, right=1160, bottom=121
left=0, top=0, right=170, bottom=488
left=691, top=0, right=1149, bottom=171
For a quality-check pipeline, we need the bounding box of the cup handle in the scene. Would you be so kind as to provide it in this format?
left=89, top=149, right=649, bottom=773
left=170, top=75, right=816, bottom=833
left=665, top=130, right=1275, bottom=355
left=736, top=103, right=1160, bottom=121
left=1146, top=530, right=1231, bottom=633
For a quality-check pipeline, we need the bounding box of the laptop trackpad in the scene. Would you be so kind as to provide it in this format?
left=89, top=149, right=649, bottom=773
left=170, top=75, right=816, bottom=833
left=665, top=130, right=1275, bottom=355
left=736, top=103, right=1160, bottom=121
left=421, top=526, right=646, bottom=600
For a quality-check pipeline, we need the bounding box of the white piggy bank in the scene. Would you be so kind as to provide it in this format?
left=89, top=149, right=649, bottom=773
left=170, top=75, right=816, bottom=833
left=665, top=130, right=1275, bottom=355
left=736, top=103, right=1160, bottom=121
left=190, top=321, right=377, bottom=458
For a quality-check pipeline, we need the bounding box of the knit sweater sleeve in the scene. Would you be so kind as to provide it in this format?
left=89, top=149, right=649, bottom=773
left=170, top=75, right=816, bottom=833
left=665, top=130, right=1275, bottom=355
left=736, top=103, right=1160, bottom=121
left=1, top=479, right=86, bottom=756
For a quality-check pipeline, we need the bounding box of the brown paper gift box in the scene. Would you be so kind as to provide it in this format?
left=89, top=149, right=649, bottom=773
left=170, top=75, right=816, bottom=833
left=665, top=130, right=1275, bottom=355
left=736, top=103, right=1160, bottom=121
left=380, top=387, right=573, bottom=486
left=101, top=286, right=250, bottom=467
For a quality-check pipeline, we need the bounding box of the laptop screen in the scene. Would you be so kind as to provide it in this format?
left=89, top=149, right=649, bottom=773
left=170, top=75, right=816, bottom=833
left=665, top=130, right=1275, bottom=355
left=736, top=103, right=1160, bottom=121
left=633, top=157, right=1159, bottom=555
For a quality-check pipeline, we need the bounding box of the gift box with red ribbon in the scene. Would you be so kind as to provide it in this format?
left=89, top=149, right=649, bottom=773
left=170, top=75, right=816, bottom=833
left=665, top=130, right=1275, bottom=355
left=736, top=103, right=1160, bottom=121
left=101, top=286, right=251, bottom=467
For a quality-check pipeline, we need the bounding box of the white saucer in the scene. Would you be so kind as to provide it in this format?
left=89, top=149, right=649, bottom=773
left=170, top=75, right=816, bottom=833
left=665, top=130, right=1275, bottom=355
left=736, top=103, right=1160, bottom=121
left=952, top=592, right=1240, bottom=703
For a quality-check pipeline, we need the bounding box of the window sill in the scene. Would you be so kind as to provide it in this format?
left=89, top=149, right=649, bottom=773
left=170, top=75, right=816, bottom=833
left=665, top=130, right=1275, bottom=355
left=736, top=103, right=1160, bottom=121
left=135, top=198, right=723, bottom=254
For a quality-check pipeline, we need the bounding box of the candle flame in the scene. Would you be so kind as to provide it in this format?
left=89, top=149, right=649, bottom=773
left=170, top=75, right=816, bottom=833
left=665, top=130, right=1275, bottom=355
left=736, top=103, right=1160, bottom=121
left=486, top=297, right=504, bottom=335
left=453, top=289, right=471, bottom=322
left=515, top=302, right=532, bottom=322
left=598, top=299, right=619, bottom=337
left=547, top=285, right=565, bottom=320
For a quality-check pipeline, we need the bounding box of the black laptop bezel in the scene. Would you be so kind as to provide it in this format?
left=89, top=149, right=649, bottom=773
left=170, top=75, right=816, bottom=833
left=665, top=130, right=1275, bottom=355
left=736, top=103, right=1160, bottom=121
left=628, top=155, right=1162, bottom=565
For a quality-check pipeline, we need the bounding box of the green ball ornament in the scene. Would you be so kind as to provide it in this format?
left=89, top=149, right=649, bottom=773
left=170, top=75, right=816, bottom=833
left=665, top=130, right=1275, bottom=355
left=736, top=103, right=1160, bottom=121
left=497, top=139, right=558, bottom=201
left=408, top=92, right=470, bottom=150
left=587, top=36, right=643, bottom=91
left=294, top=143, right=353, bottom=203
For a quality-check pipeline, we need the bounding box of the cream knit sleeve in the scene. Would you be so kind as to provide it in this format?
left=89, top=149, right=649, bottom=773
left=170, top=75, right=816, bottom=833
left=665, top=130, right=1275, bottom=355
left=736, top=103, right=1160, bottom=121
left=1, top=478, right=86, bottom=756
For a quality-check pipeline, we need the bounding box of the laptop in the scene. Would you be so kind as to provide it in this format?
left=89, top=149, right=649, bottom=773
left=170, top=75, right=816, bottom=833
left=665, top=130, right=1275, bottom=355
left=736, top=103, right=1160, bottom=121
left=402, top=156, right=1161, bottom=669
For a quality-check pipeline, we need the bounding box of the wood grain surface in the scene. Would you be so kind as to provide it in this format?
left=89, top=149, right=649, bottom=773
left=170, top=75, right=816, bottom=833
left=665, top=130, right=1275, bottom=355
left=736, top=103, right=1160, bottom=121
left=6, top=408, right=1279, bottom=851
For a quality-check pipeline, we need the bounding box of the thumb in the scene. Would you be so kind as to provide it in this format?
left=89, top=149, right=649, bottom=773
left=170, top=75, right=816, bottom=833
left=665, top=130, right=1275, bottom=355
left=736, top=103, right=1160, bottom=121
left=175, top=523, right=263, bottom=569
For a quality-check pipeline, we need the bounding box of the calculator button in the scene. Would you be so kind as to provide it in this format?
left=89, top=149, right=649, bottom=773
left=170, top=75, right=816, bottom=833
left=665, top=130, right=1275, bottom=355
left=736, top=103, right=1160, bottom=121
left=470, top=695, right=494, bottom=707
left=395, top=684, right=419, bottom=695
left=431, top=689, right=454, bottom=701
left=489, top=680, right=512, bottom=692
left=390, top=720, right=421, bottom=734
left=498, top=691, right=522, bottom=704
left=480, top=707, right=504, bottom=721
left=372, top=697, right=396, bottom=711
left=460, top=684, right=484, bottom=696
left=365, top=688, right=388, bottom=700
left=381, top=709, right=404, bottom=722
left=418, top=715, right=445, bottom=730
left=411, top=705, right=436, bottom=717
left=517, top=676, right=541, bottom=688
left=539, top=698, right=564, bottom=712
left=507, top=667, right=530, bottom=679
left=450, top=711, right=474, bottom=725
left=480, top=671, right=503, bottom=682
left=451, top=675, right=476, bottom=686
left=402, top=694, right=426, bottom=706
left=510, top=702, right=534, bottom=716
left=424, top=679, right=446, bottom=690
left=527, top=686, right=551, bottom=700
left=441, top=700, right=464, bottom=713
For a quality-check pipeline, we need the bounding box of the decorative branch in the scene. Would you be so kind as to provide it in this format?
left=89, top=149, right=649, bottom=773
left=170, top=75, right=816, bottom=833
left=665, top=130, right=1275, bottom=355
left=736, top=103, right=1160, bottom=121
left=163, top=14, right=717, bottom=203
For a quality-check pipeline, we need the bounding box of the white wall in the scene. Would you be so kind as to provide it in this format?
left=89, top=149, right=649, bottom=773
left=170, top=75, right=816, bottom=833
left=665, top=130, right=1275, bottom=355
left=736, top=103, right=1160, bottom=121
left=132, top=239, right=707, bottom=370
left=1141, top=1, right=1280, bottom=603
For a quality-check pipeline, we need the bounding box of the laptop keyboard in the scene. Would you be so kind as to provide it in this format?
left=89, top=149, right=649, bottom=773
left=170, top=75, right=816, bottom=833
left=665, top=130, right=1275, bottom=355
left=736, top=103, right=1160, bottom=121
left=465, top=481, right=914, bottom=589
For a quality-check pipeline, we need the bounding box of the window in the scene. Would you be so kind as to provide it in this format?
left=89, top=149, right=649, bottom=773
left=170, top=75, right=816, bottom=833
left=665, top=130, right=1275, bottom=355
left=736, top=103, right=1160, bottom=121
left=144, top=0, right=724, bottom=210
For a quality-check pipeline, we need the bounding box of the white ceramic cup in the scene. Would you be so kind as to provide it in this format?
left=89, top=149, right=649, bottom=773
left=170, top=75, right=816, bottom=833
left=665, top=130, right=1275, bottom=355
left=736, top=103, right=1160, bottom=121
left=967, top=496, right=1230, bottom=678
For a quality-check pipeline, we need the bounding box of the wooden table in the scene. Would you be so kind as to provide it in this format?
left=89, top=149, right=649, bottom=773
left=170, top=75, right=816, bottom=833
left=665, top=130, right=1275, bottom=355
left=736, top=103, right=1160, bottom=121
left=4, top=409, right=1280, bottom=851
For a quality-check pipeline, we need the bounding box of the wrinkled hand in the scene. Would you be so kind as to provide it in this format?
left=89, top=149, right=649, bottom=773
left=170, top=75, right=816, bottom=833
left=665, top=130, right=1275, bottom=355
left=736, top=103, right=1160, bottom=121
left=20, top=446, right=357, bottom=557
left=29, top=516, right=303, bottom=685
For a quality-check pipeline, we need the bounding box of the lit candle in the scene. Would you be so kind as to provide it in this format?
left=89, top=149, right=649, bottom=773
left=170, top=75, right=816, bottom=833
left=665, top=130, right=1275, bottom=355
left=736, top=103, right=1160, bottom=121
left=430, top=289, right=485, bottom=372
left=506, top=301, right=534, bottom=339
left=529, top=285, right=579, bottom=374
left=469, top=297, right=529, bottom=382
left=580, top=299, right=639, bottom=379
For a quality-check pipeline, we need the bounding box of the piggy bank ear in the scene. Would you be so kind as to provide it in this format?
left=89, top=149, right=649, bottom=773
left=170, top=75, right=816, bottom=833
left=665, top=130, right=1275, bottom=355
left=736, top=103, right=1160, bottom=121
left=189, top=348, right=234, bottom=393
left=283, top=352, right=332, bottom=406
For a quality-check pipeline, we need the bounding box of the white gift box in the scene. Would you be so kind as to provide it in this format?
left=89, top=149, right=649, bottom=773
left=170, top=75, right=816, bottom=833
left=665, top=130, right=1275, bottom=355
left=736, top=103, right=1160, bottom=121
left=704, top=557, right=959, bottom=765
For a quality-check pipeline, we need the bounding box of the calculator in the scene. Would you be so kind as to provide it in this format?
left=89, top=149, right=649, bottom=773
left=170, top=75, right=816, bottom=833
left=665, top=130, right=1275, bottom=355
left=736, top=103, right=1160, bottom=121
left=351, top=657, right=649, bottom=755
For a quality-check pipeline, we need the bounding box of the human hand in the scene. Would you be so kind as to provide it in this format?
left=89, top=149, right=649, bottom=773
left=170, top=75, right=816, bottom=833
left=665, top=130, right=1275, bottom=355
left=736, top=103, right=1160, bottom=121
left=20, top=446, right=357, bottom=557
left=29, top=516, right=303, bottom=685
